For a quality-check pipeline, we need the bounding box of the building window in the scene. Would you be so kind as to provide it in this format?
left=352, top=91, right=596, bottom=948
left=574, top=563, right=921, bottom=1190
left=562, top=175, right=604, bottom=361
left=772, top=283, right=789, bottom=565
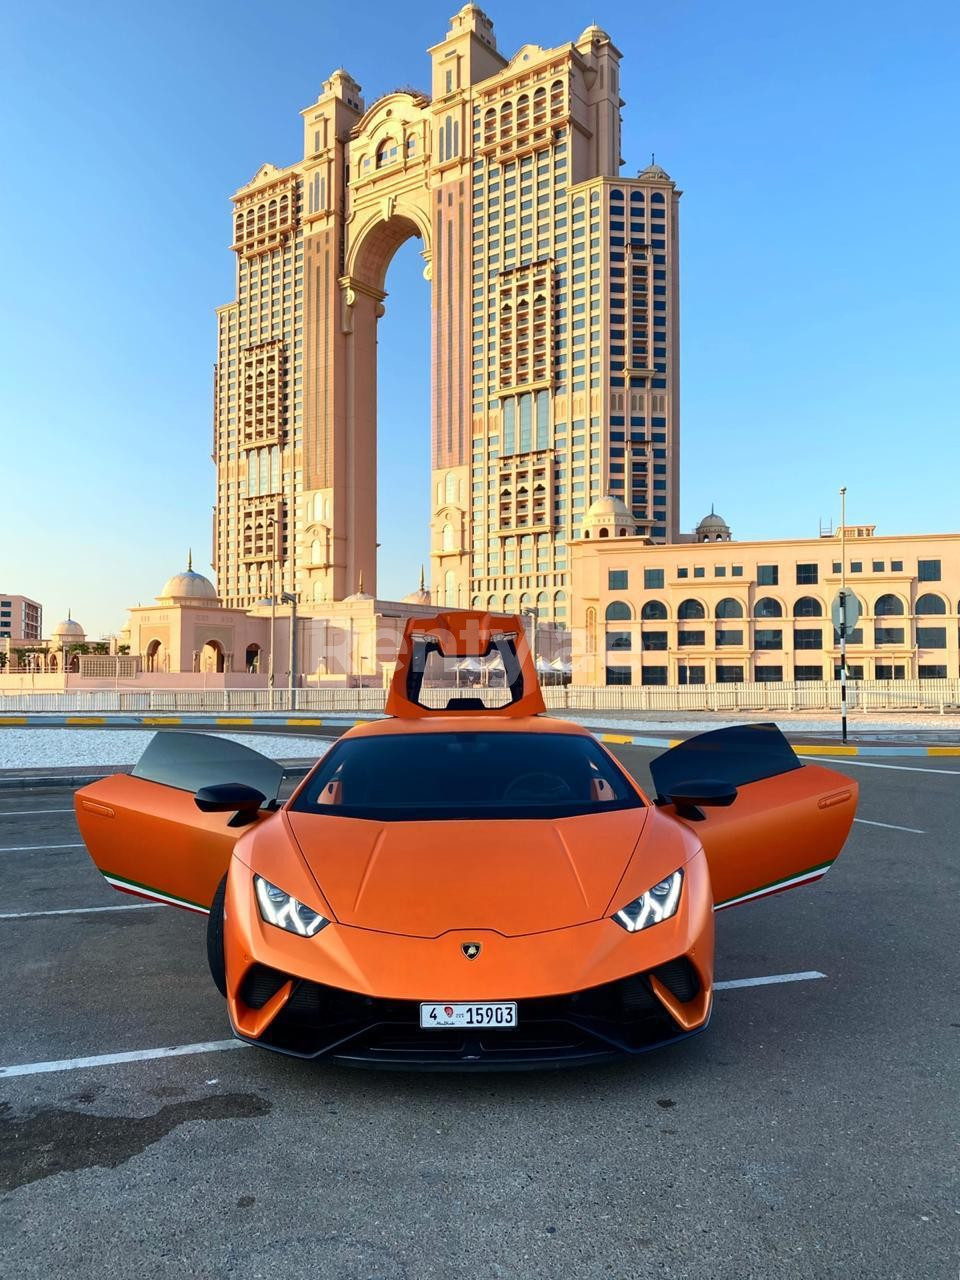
left=875, top=594, right=905, bottom=616
left=872, top=561, right=884, bottom=572
left=644, top=568, right=664, bottom=589
left=918, top=559, right=942, bottom=582
left=605, top=600, right=632, bottom=621
left=606, top=630, right=632, bottom=651
left=606, top=665, right=632, bottom=685
left=678, top=629, right=705, bottom=646
left=677, top=599, right=705, bottom=620
left=916, top=626, right=946, bottom=649
left=641, top=600, right=667, bottom=621
left=716, top=628, right=743, bottom=646
left=715, top=597, right=744, bottom=619
left=608, top=569, right=628, bottom=590
left=795, top=563, right=818, bottom=585
left=850, top=561, right=862, bottom=573
left=874, top=626, right=905, bottom=646
left=754, top=628, right=783, bottom=650
left=677, top=567, right=688, bottom=578
left=875, top=664, right=905, bottom=680
left=693, top=567, right=705, bottom=579
left=919, top=665, right=947, bottom=679
left=891, top=560, right=903, bottom=572
left=915, top=593, right=947, bottom=615
left=754, top=666, right=783, bottom=683
left=794, top=665, right=823, bottom=682
left=757, top=565, right=779, bottom=586
left=715, top=665, right=744, bottom=684
left=641, top=665, right=668, bottom=686
left=794, top=628, right=823, bottom=650
left=753, top=597, right=783, bottom=619
left=834, top=664, right=864, bottom=680
left=793, top=596, right=824, bottom=618
left=677, top=665, right=706, bottom=685
left=642, top=631, right=668, bottom=651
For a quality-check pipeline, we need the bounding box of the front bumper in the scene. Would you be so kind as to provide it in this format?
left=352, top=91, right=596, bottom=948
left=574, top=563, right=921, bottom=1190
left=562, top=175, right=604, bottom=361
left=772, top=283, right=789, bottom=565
left=232, top=958, right=711, bottom=1069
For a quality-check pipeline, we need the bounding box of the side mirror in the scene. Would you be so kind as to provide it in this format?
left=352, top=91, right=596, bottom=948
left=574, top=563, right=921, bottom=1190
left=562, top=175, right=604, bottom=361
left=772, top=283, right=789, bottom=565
left=195, top=782, right=266, bottom=827
left=666, top=778, right=738, bottom=821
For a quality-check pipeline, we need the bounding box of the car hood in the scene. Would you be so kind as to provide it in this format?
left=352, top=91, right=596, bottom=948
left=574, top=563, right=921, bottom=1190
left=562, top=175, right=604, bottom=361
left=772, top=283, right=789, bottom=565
left=284, top=808, right=648, bottom=938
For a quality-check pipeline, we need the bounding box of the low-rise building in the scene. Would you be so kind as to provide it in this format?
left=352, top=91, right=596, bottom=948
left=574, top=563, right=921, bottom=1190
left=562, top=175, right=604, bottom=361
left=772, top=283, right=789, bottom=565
left=0, top=594, right=42, bottom=642
left=569, top=499, right=960, bottom=685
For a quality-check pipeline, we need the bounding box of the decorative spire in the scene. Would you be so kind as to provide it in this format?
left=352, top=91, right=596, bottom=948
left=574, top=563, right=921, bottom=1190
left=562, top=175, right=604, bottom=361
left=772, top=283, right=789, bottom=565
left=358, top=570, right=364, bottom=595
left=187, top=548, right=193, bottom=571
left=419, top=563, right=425, bottom=592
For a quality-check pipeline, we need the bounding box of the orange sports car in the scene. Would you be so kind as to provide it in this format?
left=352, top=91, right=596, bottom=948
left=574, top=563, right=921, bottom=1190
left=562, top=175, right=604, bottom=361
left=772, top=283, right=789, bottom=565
left=75, top=612, right=857, bottom=1069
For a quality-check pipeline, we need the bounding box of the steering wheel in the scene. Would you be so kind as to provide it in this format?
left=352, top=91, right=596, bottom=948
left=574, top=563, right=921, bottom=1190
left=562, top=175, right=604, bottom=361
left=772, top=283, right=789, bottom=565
left=502, top=772, right=575, bottom=802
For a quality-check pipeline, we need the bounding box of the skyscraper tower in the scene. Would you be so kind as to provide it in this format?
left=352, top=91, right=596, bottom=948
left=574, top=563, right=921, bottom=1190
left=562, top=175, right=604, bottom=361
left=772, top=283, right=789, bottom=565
left=212, top=7, right=681, bottom=624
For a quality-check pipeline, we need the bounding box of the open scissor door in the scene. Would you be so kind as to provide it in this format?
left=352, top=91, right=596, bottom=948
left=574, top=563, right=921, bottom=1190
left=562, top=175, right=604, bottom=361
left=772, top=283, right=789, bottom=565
left=74, top=732, right=286, bottom=914
left=650, top=724, right=858, bottom=910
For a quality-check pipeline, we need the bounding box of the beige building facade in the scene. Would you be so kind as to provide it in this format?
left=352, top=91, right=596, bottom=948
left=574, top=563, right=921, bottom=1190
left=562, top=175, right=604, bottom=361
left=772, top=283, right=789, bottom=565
left=570, top=504, right=960, bottom=685
left=213, top=7, right=680, bottom=627
left=0, top=594, right=42, bottom=642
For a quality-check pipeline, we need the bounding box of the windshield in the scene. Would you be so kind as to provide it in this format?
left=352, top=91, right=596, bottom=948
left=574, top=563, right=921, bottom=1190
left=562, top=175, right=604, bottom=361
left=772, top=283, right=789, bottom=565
left=290, top=732, right=643, bottom=821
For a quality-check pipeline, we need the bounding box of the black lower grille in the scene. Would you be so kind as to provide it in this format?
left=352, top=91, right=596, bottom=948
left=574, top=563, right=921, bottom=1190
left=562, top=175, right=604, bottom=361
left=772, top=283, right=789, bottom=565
left=239, top=965, right=289, bottom=1010
left=241, top=967, right=705, bottom=1067
left=651, top=957, right=701, bottom=1003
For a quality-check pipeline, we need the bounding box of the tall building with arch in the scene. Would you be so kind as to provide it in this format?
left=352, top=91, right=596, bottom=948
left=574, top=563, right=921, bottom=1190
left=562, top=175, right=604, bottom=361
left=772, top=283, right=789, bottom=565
left=212, top=6, right=681, bottom=624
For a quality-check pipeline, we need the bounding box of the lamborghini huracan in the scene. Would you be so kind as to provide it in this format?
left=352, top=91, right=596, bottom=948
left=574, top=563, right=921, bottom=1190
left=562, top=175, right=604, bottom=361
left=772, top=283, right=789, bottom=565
left=74, top=612, right=857, bottom=1069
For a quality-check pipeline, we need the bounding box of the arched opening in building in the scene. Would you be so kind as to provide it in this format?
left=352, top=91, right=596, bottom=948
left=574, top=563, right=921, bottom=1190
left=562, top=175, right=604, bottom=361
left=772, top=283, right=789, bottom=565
left=145, top=639, right=165, bottom=673
left=368, top=230, right=431, bottom=603
left=245, top=644, right=262, bottom=673
left=201, top=640, right=225, bottom=673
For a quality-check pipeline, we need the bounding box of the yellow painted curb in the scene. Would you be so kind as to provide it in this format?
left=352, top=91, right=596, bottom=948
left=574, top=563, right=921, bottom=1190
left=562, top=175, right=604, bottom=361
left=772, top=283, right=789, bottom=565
left=215, top=717, right=254, bottom=726
left=288, top=718, right=327, bottom=727
left=795, top=744, right=857, bottom=756
left=599, top=733, right=634, bottom=744
left=927, top=746, right=960, bottom=756
left=65, top=716, right=105, bottom=726
left=0, top=717, right=28, bottom=726
left=141, top=717, right=181, bottom=726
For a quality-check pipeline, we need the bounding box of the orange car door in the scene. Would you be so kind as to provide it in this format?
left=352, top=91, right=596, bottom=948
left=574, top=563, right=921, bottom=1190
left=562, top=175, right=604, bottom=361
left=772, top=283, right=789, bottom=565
left=74, top=732, right=286, bottom=914
left=649, top=724, right=857, bottom=910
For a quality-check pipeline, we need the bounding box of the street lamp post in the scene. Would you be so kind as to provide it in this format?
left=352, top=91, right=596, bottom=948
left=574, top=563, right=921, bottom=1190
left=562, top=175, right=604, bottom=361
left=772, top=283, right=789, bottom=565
left=839, top=486, right=848, bottom=744
left=265, top=514, right=279, bottom=710
left=281, top=591, right=298, bottom=711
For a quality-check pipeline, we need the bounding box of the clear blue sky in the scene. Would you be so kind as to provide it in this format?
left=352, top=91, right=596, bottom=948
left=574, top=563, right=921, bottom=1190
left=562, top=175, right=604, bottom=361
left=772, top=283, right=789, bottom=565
left=2, top=0, right=957, bottom=636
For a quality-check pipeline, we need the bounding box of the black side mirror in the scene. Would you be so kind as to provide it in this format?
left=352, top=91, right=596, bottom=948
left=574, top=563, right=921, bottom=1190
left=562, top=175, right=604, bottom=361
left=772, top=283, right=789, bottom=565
left=666, top=778, right=738, bottom=822
left=195, top=782, right=266, bottom=827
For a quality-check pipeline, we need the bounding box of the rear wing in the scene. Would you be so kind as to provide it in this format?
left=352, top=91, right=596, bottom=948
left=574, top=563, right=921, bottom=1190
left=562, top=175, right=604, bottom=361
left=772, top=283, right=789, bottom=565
left=385, top=611, right=546, bottom=719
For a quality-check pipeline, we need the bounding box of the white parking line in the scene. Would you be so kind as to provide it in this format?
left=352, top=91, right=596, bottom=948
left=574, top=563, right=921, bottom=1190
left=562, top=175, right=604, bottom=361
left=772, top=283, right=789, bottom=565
left=0, top=904, right=161, bottom=920
left=0, top=809, right=75, bottom=816
left=804, top=755, right=960, bottom=775
left=0, top=971, right=829, bottom=1077
left=714, top=970, right=825, bottom=990
left=0, top=843, right=85, bottom=853
left=854, top=818, right=925, bottom=834
left=0, top=1039, right=249, bottom=1079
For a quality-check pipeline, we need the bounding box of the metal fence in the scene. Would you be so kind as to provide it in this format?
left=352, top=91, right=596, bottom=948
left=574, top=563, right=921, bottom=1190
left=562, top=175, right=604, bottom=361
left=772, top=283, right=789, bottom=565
left=0, top=679, right=958, bottom=715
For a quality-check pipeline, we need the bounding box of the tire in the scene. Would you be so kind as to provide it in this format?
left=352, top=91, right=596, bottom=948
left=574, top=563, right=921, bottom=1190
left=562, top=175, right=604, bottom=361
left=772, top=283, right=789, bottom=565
left=207, top=875, right=228, bottom=998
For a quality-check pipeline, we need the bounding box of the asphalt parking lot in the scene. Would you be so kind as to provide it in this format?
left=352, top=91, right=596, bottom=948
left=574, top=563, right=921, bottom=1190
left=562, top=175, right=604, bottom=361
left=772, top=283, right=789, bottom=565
left=0, top=740, right=957, bottom=1279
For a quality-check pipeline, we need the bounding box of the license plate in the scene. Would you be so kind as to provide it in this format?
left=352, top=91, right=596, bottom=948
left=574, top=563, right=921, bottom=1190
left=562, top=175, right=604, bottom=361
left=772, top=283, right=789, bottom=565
left=420, top=1002, right=517, bottom=1029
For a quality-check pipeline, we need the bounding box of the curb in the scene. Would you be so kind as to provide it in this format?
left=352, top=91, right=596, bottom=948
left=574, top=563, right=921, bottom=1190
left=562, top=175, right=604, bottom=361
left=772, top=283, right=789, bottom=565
left=592, top=730, right=960, bottom=758
left=0, top=714, right=366, bottom=730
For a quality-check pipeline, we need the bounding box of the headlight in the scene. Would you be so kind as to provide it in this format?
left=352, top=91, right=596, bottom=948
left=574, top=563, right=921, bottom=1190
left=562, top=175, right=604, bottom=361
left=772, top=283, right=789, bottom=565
left=254, top=875, right=329, bottom=937
left=612, top=869, right=683, bottom=933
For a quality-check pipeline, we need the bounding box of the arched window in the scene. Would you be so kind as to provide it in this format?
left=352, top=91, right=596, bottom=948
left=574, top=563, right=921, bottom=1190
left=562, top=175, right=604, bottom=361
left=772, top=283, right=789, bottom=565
left=605, top=601, right=632, bottom=621
left=678, top=599, right=705, bottom=620
left=520, top=592, right=532, bottom=608
left=442, top=523, right=455, bottom=552
left=487, top=595, right=499, bottom=611
left=445, top=472, right=457, bottom=504
left=916, top=593, right=947, bottom=614
left=504, top=593, right=517, bottom=609
left=375, top=139, right=396, bottom=169
left=651, top=192, right=665, bottom=204
left=793, top=596, right=823, bottom=618
left=875, top=593, right=904, bottom=616
left=715, top=597, right=744, bottom=619
left=641, top=600, right=667, bottom=621
left=499, top=101, right=513, bottom=139
left=444, top=570, right=456, bottom=606
left=598, top=527, right=609, bottom=538
left=484, top=108, right=496, bottom=144
left=517, top=95, right=529, bottom=131
left=313, top=581, right=324, bottom=603
left=313, top=493, right=324, bottom=524
left=754, top=597, right=783, bottom=618
left=311, top=539, right=322, bottom=564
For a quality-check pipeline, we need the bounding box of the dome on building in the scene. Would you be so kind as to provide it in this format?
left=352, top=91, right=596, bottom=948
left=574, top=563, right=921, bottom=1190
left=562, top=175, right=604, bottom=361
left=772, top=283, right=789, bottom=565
left=343, top=571, right=374, bottom=604
left=637, top=161, right=673, bottom=183
left=578, top=23, right=611, bottom=42
left=402, top=566, right=432, bottom=606
left=582, top=495, right=637, bottom=540
left=695, top=507, right=732, bottom=542
left=158, top=551, right=219, bottom=604
left=51, top=615, right=85, bottom=641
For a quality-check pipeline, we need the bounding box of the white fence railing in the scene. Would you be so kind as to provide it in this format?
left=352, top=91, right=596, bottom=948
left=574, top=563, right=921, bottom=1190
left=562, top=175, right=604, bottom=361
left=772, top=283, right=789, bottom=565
left=0, top=680, right=958, bottom=715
